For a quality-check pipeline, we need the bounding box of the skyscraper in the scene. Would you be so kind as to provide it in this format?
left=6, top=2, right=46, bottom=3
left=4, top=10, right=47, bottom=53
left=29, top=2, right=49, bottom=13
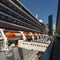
left=48, top=15, right=53, bottom=36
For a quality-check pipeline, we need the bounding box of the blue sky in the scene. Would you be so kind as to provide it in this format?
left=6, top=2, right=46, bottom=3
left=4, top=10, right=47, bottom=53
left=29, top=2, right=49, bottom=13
left=21, top=0, right=58, bottom=25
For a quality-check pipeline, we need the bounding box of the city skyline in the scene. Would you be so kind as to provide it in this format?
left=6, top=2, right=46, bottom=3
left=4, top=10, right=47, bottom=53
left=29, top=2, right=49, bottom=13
left=21, top=0, right=58, bottom=25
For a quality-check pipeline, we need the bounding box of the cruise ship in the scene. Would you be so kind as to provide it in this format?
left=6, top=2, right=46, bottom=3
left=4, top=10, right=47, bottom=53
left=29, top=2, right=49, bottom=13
left=0, top=0, right=51, bottom=60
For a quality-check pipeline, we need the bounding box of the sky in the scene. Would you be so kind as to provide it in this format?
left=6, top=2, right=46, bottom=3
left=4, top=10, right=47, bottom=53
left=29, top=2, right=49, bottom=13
left=21, top=0, right=58, bottom=25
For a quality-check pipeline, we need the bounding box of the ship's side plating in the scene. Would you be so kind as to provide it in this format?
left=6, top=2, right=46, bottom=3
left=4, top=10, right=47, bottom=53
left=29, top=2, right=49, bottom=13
left=0, top=0, right=50, bottom=60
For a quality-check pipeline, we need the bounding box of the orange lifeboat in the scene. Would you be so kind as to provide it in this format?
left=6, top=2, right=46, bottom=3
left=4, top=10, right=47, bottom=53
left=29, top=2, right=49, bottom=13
left=5, top=31, right=22, bottom=38
left=24, top=32, right=30, bottom=37
left=5, top=32, right=15, bottom=38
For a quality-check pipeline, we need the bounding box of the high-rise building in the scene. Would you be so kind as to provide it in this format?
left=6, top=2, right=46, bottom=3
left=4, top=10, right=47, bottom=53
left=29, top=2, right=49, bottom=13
left=48, top=15, right=53, bottom=36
